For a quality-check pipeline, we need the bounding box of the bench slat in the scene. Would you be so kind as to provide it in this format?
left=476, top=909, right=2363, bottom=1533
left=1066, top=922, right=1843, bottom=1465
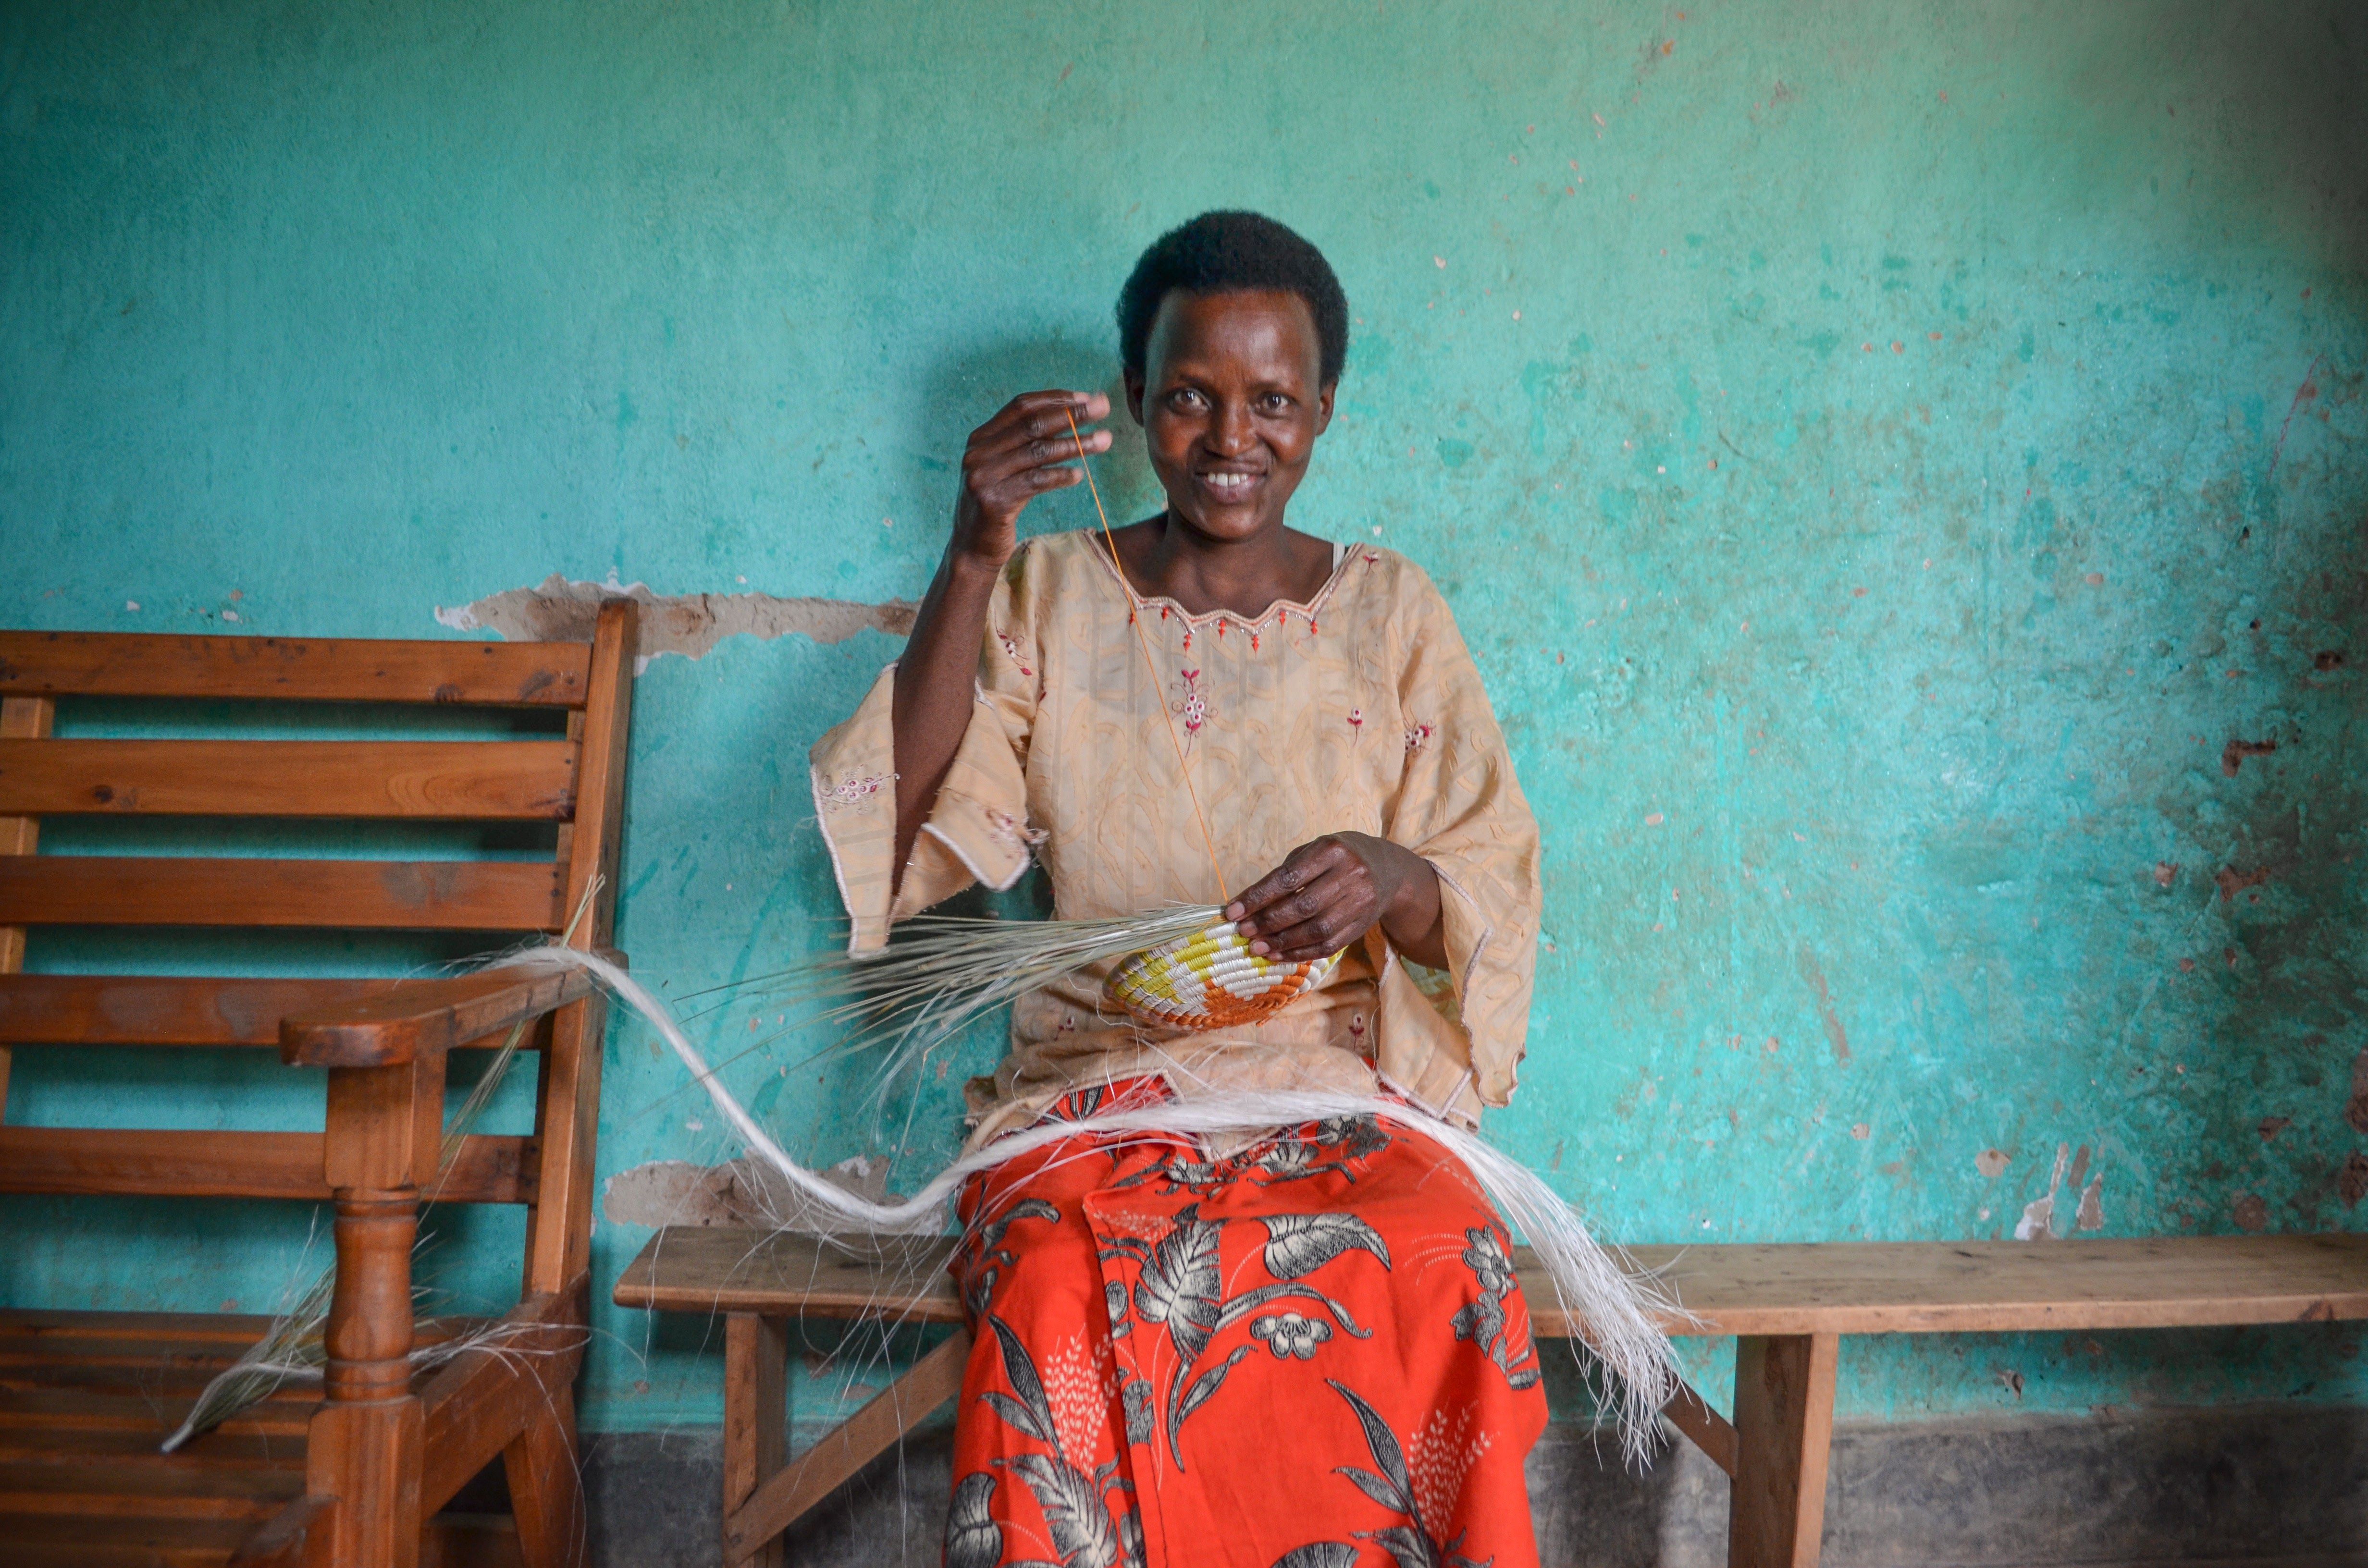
left=0, top=632, right=589, bottom=708
left=0, top=856, right=563, bottom=930
left=611, top=1227, right=2368, bottom=1337
left=0, top=740, right=577, bottom=820
left=0, top=976, right=420, bottom=1047
left=0, top=1127, right=536, bottom=1204
left=1612, top=1234, right=2368, bottom=1335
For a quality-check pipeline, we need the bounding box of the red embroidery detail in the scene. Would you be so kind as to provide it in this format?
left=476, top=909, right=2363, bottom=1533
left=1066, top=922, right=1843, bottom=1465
left=818, top=773, right=892, bottom=811
left=1176, top=668, right=1209, bottom=734
left=1405, top=722, right=1434, bottom=753
left=1250, top=631, right=1260, bottom=652
left=1347, top=707, right=1364, bottom=734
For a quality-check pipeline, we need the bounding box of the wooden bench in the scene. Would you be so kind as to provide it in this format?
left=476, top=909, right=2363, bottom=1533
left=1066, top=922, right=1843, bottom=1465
left=0, top=607, right=635, bottom=1568
left=615, top=1225, right=2368, bottom=1568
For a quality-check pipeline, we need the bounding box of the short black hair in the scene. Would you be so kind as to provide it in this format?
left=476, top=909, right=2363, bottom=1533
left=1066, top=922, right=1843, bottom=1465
left=1116, top=210, right=1350, bottom=387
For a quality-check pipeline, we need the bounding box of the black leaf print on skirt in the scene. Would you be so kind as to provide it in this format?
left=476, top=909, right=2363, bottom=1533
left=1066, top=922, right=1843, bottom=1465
left=1271, top=1546, right=1360, bottom=1568
left=1263, top=1212, right=1393, bottom=1277
left=1448, top=1227, right=1541, bottom=1391
left=945, top=1471, right=1002, bottom=1568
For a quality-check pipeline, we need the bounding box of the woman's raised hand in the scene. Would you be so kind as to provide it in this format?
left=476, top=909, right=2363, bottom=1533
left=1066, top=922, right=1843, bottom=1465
left=1226, top=832, right=1451, bottom=971
left=952, top=390, right=1112, bottom=568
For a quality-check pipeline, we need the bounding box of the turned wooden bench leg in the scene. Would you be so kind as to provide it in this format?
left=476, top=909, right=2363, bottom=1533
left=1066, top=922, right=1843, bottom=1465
left=724, top=1314, right=790, bottom=1568
left=720, top=1320, right=973, bottom=1566
left=308, top=1184, right=426, bottom=1568
left=1727, top=1332, right=1839, bottom=1568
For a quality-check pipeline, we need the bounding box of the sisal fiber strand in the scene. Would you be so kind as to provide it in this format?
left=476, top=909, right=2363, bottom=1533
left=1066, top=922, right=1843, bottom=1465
left=516, top=943, right=1689, bottom=1457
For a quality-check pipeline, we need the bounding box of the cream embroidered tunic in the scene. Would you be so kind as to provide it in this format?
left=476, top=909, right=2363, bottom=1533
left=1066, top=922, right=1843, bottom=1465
left=809, top=529, right=1541, bottom=1141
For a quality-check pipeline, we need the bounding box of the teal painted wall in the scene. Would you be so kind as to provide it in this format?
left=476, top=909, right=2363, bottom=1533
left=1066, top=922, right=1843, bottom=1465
left=3, top=0, right=2365, bottom=1440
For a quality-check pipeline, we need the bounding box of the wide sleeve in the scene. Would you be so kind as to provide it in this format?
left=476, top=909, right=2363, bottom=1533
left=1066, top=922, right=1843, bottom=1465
left=807, top=547, right=1042, bottom=954
left=1372, top=570, right=1542, bottom=1115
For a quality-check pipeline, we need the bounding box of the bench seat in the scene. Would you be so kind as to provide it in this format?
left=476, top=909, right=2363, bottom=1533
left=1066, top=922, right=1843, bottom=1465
left=615, top=1226, right=2368, bottom=1568
left=0, top=1307, right=564, bottom=1568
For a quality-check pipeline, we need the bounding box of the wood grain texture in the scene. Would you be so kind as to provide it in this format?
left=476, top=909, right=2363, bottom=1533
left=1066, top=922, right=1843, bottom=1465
left=228, top=1495, right=333, bottom=1568
left=525, top=600, right=632, bottom=1298
left=613, top=1228, right=963, bottom=1320
left=722, top=1315, right=788, bottom=1568
left=0, top=692, right=51, bottom=1120
left=0, top=740, right=577, bottom=820
left=0, top=1127, right=535, bottom=1204
left=1727, top=1334, right=1838, bottom=1568
left=502, top=1386, right=586, bottom=1568
left=305, top=1393, right=425, bottom=1568
left=0, top=974, right=525, bottom=1049
left=720, top=1324, right=971, bottom=1561
left=1662, top=1375, right=1739, bottom=1477
left=0, top=632, right=589, bottom=708
left=615, top=1228, right=2368, bottom=1337
left=415, top=1286, right=587, bottom=1513
left=323, top=1057, right=445, bottom=1193
left=282, top=964, right=594, bottom=1068
left=1595, top=1235, right=2368, bottom=1335
left=0, top=619, right=630, bottom=1568
left=0, top=855, right=564, bottom=930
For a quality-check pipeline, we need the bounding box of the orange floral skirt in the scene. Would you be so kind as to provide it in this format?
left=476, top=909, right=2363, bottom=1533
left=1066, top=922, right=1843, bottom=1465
left=946, top=1078, right=1549, bottom=1568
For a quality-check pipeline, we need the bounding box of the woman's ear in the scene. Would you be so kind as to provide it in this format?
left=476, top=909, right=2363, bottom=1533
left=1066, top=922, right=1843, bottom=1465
left=1315, top=380, right=1337, bottom=435
left=1123, top=368, right=1147, bottom=427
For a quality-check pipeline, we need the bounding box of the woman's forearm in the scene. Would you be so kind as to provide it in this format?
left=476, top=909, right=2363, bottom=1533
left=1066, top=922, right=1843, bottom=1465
left=891, top=390, right=1110, bottom=896
left=1377, top=849, right=1450, bottom=969
left=889, top=549, right=1001, bottom=890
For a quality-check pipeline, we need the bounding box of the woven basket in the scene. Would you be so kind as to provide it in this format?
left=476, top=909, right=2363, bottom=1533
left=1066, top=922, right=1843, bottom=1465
left=1105, top=919, right=1342, bottom=1029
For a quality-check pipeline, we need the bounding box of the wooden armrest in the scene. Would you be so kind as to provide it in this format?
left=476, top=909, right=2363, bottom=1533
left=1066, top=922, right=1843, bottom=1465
left=280, top=952, right=621, bottom=1067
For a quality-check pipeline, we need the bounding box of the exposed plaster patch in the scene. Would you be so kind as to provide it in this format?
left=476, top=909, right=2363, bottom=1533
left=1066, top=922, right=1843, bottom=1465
left=2220, top=738, right=2277, bottom=776
left=600, top=1152, right=943, bottom=1234
left=2231, top=1192, right=2269, bottom=1232
left=2341, top=1153, right=2368, bottom=1208
left=2345, top=1048, right=2368, bottom=1135
left=2214, top=864, right=2272, bottom=903
left=436, top=574, right=916, bottom=674
left=2016, top=1141, right=2079, bottom=1240
left=1974, top=1147, right=2010, bottom=1179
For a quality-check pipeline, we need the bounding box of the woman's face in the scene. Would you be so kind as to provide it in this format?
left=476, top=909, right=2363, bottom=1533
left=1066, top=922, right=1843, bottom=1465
left=1125, top=289, right=1335, bottom=544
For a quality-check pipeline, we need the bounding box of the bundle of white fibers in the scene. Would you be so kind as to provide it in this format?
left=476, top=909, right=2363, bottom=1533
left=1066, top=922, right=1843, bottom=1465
left=521, top=944, right=1687, bottom=1456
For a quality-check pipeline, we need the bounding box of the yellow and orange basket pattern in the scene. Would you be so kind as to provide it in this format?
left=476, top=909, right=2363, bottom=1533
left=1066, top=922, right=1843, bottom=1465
left=1105, top=920, right=1342, bottom=1029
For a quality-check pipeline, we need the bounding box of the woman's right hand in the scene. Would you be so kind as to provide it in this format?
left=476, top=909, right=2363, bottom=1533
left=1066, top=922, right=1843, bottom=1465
left=952, top=390, right=1112, bottom=568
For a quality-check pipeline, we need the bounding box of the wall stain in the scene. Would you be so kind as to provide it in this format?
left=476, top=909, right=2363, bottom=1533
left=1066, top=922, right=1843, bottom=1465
left=436, top=574, right=915, bottom=672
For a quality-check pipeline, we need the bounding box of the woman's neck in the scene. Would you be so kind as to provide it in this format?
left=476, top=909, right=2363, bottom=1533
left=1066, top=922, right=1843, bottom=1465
left=1109, top=513, right=1337, bottom=619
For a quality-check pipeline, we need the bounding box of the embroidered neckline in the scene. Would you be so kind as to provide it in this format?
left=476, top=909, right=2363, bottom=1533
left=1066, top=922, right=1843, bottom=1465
left=1080, top=528, right=1367, bottom=630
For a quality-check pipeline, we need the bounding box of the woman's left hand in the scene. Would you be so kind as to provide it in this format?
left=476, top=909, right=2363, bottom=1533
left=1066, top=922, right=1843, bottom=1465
left=1226, top=833, right=1450, bottom=970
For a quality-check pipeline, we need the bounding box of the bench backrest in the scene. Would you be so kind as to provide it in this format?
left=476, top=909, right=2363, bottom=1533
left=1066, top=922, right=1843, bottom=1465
left=0, top=605, right=634, bottom=1297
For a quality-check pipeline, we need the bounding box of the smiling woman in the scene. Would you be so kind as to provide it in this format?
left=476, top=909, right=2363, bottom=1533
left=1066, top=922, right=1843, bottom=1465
left=806, top=212, right=1550, bottom=1566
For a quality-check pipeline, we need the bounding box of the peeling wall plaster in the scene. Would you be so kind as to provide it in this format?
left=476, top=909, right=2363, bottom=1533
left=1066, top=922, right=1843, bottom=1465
left=600, top=1154, right=942, bottom=1235
left=436, top=575, right=915, bottom=672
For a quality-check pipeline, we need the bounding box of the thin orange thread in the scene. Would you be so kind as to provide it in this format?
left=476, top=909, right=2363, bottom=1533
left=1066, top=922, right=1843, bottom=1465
left=1065, top=406, right=1230, bottom=904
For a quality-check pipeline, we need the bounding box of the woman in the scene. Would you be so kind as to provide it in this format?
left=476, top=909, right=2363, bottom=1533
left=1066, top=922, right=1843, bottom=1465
left=812, top=212, right=1546, bottom=1568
